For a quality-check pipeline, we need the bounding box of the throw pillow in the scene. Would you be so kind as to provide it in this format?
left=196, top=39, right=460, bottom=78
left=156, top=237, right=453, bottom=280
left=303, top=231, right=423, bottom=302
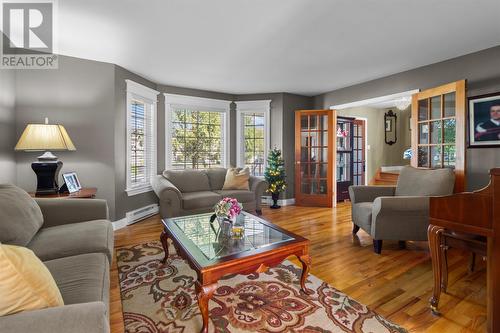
left=0, top=184, right=44, bottom=246
left=222, top=167, right=250, bottom=190
left=0, top=243, right=64, bottom=316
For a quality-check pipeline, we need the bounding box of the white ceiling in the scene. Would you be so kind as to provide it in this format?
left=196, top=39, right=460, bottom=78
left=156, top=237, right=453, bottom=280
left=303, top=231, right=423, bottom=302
left=57, top=0, right=500, bottom=96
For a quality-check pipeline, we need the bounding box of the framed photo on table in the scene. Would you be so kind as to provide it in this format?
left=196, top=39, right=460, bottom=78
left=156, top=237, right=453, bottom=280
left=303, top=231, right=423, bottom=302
left=62, top=172, right=82, bottom=193
left=469, top=92, right=500, bottom=147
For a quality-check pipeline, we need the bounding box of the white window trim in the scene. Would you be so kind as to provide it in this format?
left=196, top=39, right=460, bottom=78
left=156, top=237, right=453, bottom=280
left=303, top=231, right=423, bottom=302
left=164, top=93, right=231, bottom=170
left=235, top=100, right=271, bottom=175
left=125, top=79, right=160, bottom=196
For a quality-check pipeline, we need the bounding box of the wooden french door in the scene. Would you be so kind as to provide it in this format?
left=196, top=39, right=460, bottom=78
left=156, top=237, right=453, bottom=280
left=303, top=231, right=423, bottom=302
left=353, top=119, right=366, bottom=185
left=295, top=110, right=336, bottom=207
left=411, top=80, right=466, bottom=192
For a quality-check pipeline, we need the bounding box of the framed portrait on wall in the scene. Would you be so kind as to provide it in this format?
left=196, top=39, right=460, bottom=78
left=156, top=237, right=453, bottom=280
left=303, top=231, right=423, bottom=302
left=62, top=172, right=82, bottom=193
left=469, top=92, right=500, bottom=147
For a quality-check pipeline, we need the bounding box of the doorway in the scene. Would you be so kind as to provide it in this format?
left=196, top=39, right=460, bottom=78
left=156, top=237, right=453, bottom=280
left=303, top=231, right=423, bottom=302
left=353, top=118, right=366, bottom=186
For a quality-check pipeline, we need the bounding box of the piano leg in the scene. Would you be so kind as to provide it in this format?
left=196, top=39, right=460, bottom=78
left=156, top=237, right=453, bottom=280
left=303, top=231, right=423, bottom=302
left=441, top=243, right=449, bottom=293
left=428, top=224, right=445, bottom=314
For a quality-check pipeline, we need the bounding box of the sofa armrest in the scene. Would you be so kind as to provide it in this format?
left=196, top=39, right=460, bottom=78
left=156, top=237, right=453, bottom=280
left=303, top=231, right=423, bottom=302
left=151, top=175, right=182, bottom=218
left=35, top=198, right=109, bottom=228
left=249, top=176, right=268, bottom=211
left=371, top=196, right=430, bottom=241
left=348, top=185, right=396, bottom=204
left=0, top=302, right=109, bottom=333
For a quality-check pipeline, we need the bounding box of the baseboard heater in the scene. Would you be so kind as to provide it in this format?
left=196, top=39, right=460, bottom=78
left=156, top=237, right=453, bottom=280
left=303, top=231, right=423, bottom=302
left=125, top=204, right=159, bottom=225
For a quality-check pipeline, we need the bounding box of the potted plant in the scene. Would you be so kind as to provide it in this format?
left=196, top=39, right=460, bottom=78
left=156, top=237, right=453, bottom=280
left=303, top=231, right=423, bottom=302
left=264, top=147, right=287, bottom=209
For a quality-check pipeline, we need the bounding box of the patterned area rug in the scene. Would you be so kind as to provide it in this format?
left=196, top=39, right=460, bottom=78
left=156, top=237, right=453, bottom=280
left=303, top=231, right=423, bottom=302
left=116, top=241, right=407, bottom=333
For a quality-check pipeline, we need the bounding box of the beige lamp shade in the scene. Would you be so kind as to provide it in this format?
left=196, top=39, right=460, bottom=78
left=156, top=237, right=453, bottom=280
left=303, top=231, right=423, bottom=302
left=15, top=124, right=76, bottom=151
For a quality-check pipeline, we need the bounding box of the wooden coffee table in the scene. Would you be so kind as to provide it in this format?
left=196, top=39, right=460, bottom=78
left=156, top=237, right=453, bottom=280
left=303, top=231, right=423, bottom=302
left=160, top=211, right=311, bottom=333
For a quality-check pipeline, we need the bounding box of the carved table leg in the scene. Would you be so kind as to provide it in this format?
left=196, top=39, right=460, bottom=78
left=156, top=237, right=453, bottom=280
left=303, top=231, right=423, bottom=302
left=297, top=254, right=313, bottom=295
left=428, top=224, right=444, bottom=314
left=195, top=281, right=217, bottom=333
left=160, top=230, right=169, bottom=264
left=441, top=243, right=449, bottom=293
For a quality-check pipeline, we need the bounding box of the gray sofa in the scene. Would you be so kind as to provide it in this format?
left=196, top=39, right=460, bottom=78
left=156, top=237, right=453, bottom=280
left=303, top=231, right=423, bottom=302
left=152, top=168, right=268, bottom=218
left=349, top=166, right=455, bottom=254
left=0, top=184, right=113, bottom=333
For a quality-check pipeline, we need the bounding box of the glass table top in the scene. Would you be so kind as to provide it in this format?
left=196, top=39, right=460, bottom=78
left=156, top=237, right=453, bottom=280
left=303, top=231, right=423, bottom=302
left=165, top=212, right=294, bottom=266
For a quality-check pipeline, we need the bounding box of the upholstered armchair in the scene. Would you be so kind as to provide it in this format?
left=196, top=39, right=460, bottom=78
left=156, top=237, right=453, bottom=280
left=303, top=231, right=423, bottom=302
left=349, top=166, right=455, bottom=254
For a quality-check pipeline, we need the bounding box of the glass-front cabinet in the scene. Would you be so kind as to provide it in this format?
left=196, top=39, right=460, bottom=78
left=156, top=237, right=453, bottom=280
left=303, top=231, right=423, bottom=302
left=336, top=117, right=354, bottom=201
left=295, top=110, right=335, bottom=207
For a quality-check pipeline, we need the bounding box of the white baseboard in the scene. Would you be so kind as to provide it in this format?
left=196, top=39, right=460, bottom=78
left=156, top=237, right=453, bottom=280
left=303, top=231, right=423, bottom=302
left=278, top=198, right=295, bottom=206
left=261, top=196, right=295, bottom=206
left=112, top=218, right=128, bottom=230
left=112, top=203, right=159, bottom=230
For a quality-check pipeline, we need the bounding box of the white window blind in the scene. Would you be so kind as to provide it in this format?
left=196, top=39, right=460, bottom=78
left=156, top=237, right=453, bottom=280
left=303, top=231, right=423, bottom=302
left=165, top=94, right=231, bottom=170
left=126, top=80, right=159, bottom=196
left=236, top=100, right=271, bottom=176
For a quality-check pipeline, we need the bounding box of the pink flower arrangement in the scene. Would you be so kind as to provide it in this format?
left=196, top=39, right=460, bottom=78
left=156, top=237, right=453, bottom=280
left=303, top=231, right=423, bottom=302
left=337, top=127, right=348, bottom=138
left=214, top=197, right=243, bottom=220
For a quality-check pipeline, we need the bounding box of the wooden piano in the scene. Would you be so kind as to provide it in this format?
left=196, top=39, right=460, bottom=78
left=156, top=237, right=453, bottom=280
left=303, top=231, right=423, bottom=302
left=428, top=168, right=500, bottom=333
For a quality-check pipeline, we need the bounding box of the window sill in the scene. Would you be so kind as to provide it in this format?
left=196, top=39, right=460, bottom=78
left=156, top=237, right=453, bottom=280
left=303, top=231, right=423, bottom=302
left=126, top=185, right=153, bottom=196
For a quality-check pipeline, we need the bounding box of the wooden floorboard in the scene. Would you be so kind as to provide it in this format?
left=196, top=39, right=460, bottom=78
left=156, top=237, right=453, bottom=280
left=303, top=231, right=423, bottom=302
left=110, top=203, right=487, bottom=332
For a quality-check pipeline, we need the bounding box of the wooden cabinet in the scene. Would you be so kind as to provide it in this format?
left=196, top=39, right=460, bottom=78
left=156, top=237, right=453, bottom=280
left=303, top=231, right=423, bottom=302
left=295, top=110, right=336, bottom=207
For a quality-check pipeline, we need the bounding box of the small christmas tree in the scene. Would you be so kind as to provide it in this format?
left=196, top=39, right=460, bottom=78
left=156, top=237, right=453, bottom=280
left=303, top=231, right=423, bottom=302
left=264, top=147, right=286, bottom=209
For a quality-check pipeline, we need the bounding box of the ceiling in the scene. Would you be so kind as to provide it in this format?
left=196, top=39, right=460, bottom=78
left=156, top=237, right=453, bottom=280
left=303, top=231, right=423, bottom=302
left=57, top=0, right=500, bottom=96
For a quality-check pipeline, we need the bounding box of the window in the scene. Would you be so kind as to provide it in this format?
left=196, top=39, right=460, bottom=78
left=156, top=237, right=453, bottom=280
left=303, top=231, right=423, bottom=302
left=236, top=100, right=271, bottom=176
left=165, top=94, right=231, bottom=170
left=126, top=80, right=159, bottom=196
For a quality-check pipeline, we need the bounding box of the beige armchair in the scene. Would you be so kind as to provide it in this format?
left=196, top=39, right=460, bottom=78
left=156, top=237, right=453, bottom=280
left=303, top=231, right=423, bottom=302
left=349, top=166, right=455, bottom=254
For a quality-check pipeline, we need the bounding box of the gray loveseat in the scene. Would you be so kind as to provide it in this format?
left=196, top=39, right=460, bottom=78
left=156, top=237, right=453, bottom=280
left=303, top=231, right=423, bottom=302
left=0, top=184, right=113, bottom=333
left=349, top=166, right=455, bottom=254
left=152, top=168, right=268, bottom=218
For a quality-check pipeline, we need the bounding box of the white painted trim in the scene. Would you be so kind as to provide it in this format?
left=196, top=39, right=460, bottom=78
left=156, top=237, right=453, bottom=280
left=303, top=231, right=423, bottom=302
left=126, top=80, right=160, bottom=101
left=164, top=93, right=231, bottom=111
left=262, top=196, right=295, bottom=206
left=235, top=100, right=271, bottom=172
left=279, top=198, right=295, bottom=206
left=112, top=218, right=128, bottom=230
left=125, top=80, right=160, bottom=196
left=353, top=116, right=369, bottom=185
left=164, top=94, right=232, bottom=170
left=125, top=185, right=153, bottom=196
left=330, top=89, right=420, bottom=110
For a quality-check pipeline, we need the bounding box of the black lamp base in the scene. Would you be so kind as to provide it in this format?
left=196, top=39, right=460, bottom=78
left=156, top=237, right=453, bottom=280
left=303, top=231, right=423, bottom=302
left=31, top=161, right=62, bottom=195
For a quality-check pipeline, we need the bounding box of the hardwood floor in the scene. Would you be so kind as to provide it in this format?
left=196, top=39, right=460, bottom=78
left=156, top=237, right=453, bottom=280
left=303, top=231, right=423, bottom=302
left=110, top=203, right=487, bottom=332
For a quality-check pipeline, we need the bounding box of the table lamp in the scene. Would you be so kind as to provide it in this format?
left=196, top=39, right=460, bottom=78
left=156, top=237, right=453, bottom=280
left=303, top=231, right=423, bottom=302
left=15, top=118, right=76, bottom=195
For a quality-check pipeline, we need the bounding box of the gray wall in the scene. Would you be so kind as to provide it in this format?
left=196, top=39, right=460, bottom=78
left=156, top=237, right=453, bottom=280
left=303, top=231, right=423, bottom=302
left=0, top=70, right=17, bottom=183
left=282, top=93, right=314, bottom=198
left=314, top=45, right=500, bottom=190
left=337, top=107, right=410, bottom=182
left=14, top=56, right=118, bottom=218
left=114, top=65, right=159, bottom=219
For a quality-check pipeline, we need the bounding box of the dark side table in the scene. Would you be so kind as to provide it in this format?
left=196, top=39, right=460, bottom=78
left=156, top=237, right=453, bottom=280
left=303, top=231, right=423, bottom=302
left=29, top=187, right=97, bottom=199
